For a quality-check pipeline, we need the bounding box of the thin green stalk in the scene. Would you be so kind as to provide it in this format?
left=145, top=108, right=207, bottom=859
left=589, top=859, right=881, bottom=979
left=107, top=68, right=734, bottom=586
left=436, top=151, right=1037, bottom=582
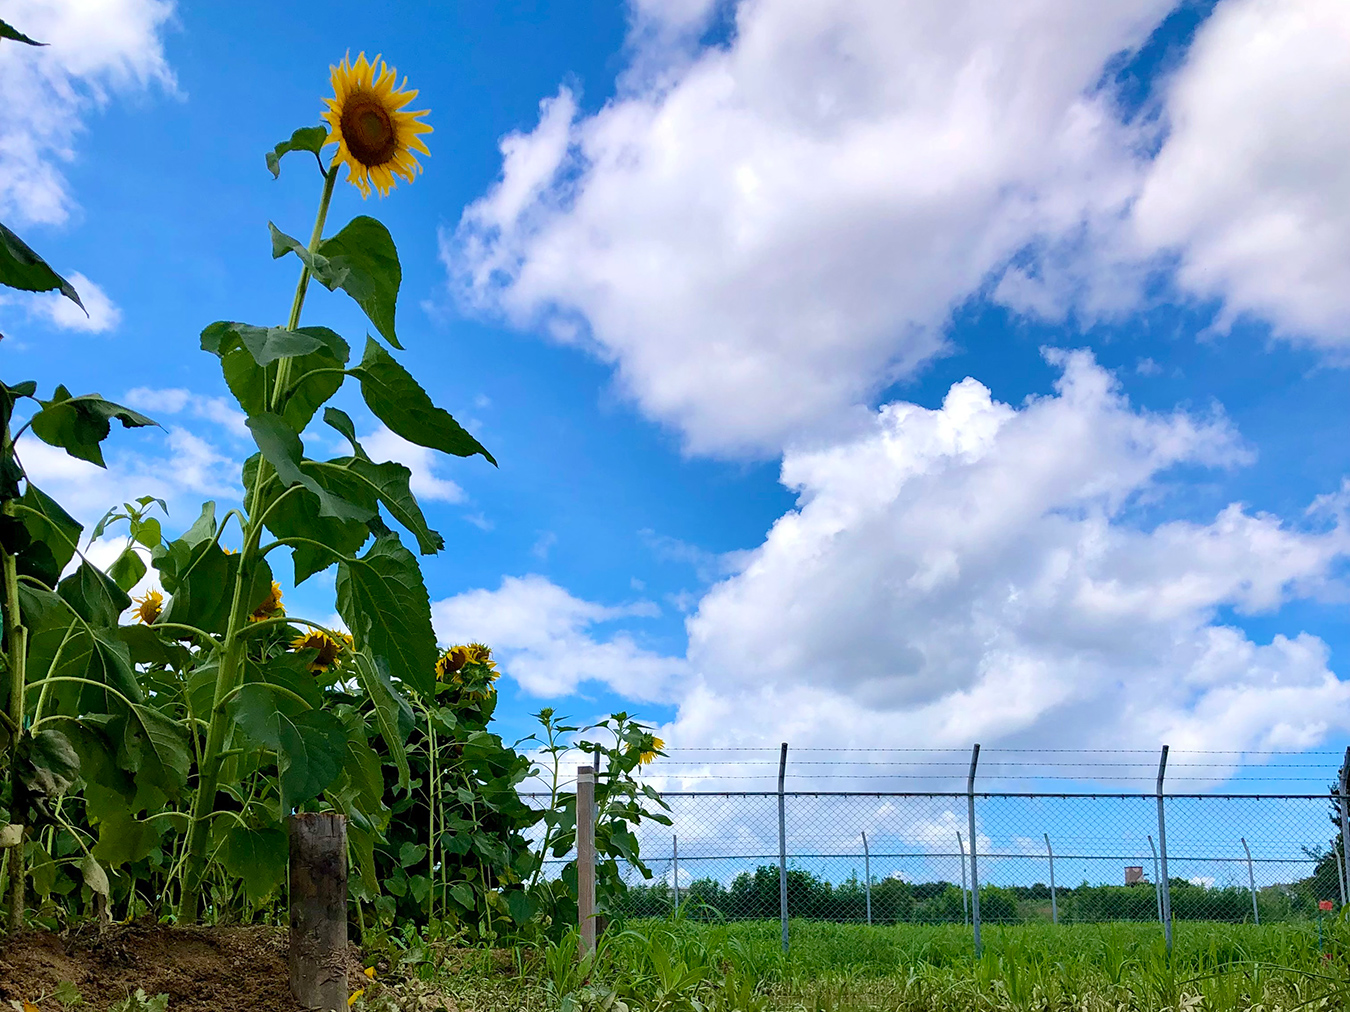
left=273, top=163, right=339, bottom=409
left=2, top=491, right=29, bottom=931
left=178, top=159, right=338, bottom=923
left=428, top=714, right=437, bottom=922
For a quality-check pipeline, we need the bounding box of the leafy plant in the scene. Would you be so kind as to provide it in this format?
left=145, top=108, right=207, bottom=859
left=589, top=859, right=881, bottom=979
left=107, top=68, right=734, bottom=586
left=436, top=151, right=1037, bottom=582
left=108, top=990, right=168, bottom=1012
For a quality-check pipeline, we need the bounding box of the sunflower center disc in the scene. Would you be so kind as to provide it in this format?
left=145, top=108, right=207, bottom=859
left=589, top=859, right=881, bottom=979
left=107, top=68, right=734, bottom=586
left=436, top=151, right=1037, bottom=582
left=342, top=94, right=398, bottom=166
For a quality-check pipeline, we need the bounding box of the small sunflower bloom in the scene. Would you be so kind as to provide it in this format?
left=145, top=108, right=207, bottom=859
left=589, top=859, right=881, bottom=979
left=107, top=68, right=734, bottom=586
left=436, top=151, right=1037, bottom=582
left=132, top=588, right=163, bottom=625
left=291, top=630, right=346, bottom=673
left=250, top=581, right=284, bottom=622
left=323, top=51, right=431, bottom=198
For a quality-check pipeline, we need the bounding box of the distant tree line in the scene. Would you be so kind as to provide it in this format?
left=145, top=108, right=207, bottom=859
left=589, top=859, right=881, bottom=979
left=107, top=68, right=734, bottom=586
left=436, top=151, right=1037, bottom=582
left=617, top=859, right=1345, bottom=924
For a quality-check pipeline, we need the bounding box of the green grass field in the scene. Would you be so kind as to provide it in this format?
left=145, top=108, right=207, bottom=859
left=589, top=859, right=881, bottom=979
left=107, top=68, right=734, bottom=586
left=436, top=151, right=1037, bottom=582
left=368, top=916, right=1350, bottom=1011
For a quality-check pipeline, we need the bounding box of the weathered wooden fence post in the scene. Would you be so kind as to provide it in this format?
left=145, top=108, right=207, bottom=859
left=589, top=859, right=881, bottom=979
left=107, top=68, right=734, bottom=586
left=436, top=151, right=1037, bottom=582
left=577, top=765, right=597, bottom=958
left=289, top=812, right=348, bottom=1011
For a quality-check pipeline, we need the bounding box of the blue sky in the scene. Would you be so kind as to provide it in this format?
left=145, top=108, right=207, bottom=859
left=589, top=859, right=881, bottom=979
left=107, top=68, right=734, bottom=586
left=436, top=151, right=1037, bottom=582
left=4, top=0, right=1350, bottom=789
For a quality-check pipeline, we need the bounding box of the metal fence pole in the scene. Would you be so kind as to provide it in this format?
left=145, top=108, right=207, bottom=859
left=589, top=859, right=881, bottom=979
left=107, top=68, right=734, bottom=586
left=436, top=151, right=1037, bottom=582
left=577, top=766, right=596, bottom=959
left=1044, top=833, right=1057, bottom=925
left=672, top=834, right=680, bottom=916
left=1337, top=848, right=1347, bottom=909
left=1241, top=837, right=1258, bottom=924
left=778, top=741, right=789, bottom=954
left=1148, top=834, right=1163, bottom=927
left=1156, top=745, right=1173, bottom=953
left=862, top=831, right=872, bottom=926
left=967, top=743, right=982, bottom=957
left=957, top=831, right=969, bottom=926
left=1340, top=746, right=1350, bottom=911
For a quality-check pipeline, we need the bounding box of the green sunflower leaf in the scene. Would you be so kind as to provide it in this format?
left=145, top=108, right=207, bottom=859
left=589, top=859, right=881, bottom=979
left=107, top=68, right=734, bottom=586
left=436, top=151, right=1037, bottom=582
left=311, top=456, right=443, bottom=554
left=119, top=703, right=192, bottom=794
left=247, top=413, right=373, bottom=524
left=351, top=338, right=496, bottom=464
left=58, top=559, right=131, bottom=628
left=200, top=320, right=325, bottom=366
left=266, top=124, right=329, bottom=179
left=336, top=531, right=437, bottom=698
left=243, top=454, right=369, bottom=584
left=268, top=217, right=403, bottom=349
left=204, top=321, right=348, bottom=432
left=350, top=650, right=412, bottom=794
left=14, top=729, right=80, bottom=799
left=107, top=547, right=147, bottom=592
left=0, top=222, right=80, bottom=307
left=29, top=385, right=156, bottom=467
left=0, top=18, right=44, bottom=45
left=232, top=684, right=347, bottom=810
left=220, top=825, right=288, bottom=905
left=314, top=216, right=403, bottom=349
left=154, top=520, right=274, bottom=635
left=93, top=810, right=162, bottom=868
left=13, top=482, right=82, bottom=585
left=322, top=406, right=367, bottom=458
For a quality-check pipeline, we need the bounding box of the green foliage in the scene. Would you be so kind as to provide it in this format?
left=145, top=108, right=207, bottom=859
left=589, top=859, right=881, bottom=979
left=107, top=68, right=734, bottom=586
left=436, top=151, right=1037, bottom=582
left=0, top=222, right=81, bottom=308
left=0, top=95, right=668, bottom=941
left=266, top=124, right=329, bottom=178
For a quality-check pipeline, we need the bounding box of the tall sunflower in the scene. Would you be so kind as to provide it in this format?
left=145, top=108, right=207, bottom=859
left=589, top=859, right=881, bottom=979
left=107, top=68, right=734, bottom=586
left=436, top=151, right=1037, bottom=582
left=322, top=52, right=431, bottom=198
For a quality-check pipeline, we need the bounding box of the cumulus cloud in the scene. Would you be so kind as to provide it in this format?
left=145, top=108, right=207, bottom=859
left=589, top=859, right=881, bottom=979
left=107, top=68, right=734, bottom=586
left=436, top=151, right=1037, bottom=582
left=2, top=271, right=122, bottom=333
left=123, top=386, right=248, bottom=438
left=360, top=425, right=465, bottom=503
left=1131, top=0, right=1350, bottom=343
left=17, top=425, right=239, bottom=524
left=673, top=350, right=1350, bottom=753
left=432, top=574, right=683, bottom=700
left=0, top=0, right=176, bottom=226
left=449, top=0, right=1172, bottom=456
left=436, top=354, right=1350, bottom=765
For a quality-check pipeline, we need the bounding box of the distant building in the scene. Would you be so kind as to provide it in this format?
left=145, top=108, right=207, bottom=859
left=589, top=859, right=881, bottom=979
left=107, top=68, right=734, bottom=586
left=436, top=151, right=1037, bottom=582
left=1125, top=866, right=1144, bottom=885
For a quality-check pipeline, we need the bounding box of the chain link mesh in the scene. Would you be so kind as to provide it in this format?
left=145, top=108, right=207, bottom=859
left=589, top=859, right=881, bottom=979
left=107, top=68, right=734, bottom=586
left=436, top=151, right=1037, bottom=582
left=526, top=789, right=1345, bottom=925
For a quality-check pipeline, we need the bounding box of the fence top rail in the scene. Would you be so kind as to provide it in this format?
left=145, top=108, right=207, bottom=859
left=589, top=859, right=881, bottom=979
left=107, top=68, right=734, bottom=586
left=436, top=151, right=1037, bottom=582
left=518, top=790, right=1333, bottom=801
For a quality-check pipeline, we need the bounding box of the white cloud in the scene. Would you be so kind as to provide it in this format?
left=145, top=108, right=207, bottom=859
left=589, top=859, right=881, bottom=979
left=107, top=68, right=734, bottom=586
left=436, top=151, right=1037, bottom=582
left=450, top=0, right=1172, bottom=456
left=17, top=425, right=239, bottom=524
left=432, top=574, right=683, bottom=700
left=1132, top=0, right=1350, bottom=344
left=360, top=425, right=465, bottom=503
left=4, top=271, right=122, bottom=333
left=123, top=386, right=248, bottom=438
left=0, top=0, right=176, bottom=226
left=668, top=350, right=1350, bottom=753
left=442, top=353, right=1348, bottom=764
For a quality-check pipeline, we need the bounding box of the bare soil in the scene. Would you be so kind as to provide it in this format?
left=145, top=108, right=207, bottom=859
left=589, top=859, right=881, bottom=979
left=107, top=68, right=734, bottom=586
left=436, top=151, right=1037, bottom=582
left=0, top=923, right=365, bottom=1011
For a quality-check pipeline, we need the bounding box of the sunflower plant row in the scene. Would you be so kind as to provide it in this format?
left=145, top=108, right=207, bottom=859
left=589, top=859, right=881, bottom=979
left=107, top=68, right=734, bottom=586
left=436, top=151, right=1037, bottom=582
left=0, top=34, right=669, bottom=938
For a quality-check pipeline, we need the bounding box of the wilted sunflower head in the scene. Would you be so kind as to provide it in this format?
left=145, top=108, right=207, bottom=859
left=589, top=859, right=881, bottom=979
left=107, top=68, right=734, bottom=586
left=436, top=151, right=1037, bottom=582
left=291, top=630, right=347, bottom=674
left=436, top=642, right=499, bottom=699
left=628, top=735, right=665, bottom=766
left=132, top=588, right=163, bottom=625
left=322, top=51, right=432, bottom=198
left=250, top=581, right=284, bottom=622
left=436, top=645, right=470, bottom=681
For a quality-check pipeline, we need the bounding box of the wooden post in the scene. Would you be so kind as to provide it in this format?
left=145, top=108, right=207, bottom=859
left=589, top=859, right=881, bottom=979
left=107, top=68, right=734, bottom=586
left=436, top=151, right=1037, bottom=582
left=289, top=812, right=348, bottom=1011
left=577, top=765, right=596, bottom=958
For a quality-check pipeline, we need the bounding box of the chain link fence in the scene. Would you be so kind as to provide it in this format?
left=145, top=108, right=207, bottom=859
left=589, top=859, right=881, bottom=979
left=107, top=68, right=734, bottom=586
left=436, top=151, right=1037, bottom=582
left=526, top=745, right=1350, bottom=935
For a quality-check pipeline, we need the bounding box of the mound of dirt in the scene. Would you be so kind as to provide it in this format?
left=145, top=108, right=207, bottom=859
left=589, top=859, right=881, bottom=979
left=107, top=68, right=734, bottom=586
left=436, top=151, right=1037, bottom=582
left=0, top=923, right=361, bottom=1011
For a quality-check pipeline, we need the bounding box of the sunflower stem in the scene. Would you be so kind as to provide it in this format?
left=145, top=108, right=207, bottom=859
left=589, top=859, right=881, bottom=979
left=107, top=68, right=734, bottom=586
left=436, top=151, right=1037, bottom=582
left=273, top=162, right=340, bottom=411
